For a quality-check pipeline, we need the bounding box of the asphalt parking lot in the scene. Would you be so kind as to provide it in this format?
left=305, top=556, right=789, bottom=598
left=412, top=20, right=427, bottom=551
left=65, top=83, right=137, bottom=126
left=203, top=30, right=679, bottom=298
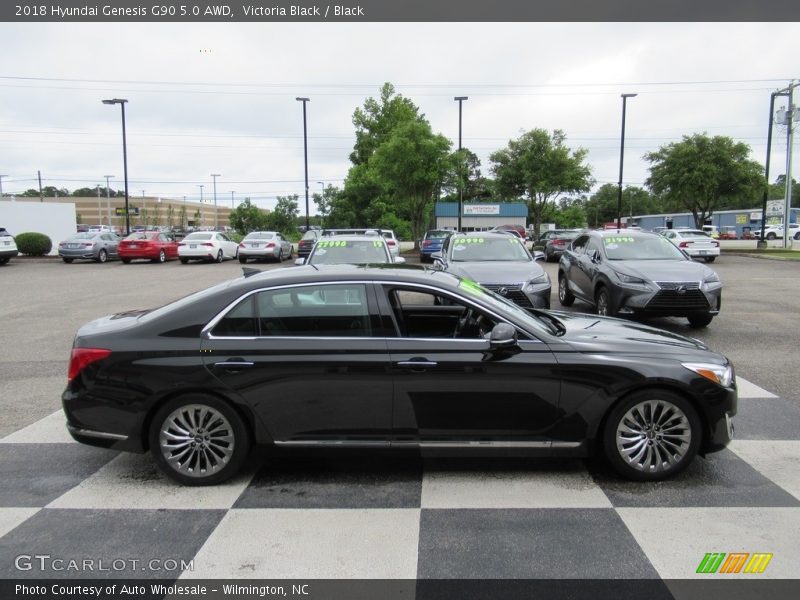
left=0, top=252, right=799, bottom=591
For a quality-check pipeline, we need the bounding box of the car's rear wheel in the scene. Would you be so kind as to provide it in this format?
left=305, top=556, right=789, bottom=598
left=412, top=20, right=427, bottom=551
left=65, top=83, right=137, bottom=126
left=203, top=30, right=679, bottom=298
left=238, top=255, right=247, bottom=264
left=603, top=390, right=701, bottom=481
left=704, top=256, right=716, bottom=263
left=767, top=232, right=776, bottom=240
left=215, top=250, right=224, bottom=263
left=179, top=257, right=189, bottom=264
left=97, top=249, right=108, bottom=263
left=157, top=249, right=166, bottom=263
left=687, top=314, right=713, bottom=328
left=121, top=258, right=131, bottom=264
left=595, top=286, right=614, bottom=316
left=62, top=257, right=73, bottom=264
left=149, top=394, right=251, bottom=486
left=558, top=274, right=575, bottom=306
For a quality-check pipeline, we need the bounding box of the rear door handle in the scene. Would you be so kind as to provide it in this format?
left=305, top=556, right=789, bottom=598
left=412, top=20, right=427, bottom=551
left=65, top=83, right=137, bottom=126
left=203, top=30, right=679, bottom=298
left=396, top=360, right=438, bottom=372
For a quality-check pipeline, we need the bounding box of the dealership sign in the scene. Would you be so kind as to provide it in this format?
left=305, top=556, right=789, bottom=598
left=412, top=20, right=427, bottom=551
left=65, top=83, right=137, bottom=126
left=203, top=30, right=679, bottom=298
left=464, top=204, right=500, bottom=215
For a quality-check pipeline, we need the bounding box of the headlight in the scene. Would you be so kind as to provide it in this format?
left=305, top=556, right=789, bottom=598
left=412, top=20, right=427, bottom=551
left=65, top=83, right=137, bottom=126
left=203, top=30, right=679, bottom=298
left=704, top=272, right=720, bottom=284
left=526, top=273, right=549, bottom=286
left=615, top=272, right=647, bottom=285
left=682, top=362, right=734, bottom=387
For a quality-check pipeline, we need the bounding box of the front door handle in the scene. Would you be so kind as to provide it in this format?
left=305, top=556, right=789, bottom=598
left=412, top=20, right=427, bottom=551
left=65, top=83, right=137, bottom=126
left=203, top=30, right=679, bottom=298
left=214, top=360, right=254, bottom=371
left=396, top=360, right=438, bottom=373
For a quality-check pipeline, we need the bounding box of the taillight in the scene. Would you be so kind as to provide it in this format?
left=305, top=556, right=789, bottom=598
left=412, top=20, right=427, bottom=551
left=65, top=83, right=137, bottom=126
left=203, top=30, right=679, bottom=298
left=239, top=242, right=246, bottom=248
left=553, top=239, right=567, bottom=247
left=678, top=241, right=689, bottom=248
left=68, top=347, right=111, bottom=382
left=83, top=242, right=94, bottom=247
left=712, top=241, right=719, bottom=247
left=201, top=243, right=214, bottom=247
left=266, top=242, right=275, bottom=248
left=387, top=240, right=396, bottom=246
left=423, top=240, right=432, bottom=247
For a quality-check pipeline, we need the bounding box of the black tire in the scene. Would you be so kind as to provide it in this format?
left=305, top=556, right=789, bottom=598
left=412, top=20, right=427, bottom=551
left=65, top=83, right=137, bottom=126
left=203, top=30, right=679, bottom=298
left=149, top=394, right=251, bottom=486
left=703, top=256, right=716, bottom=263
left=215, top=250, right=224, bottom=263
left=767, top=232, right=776, bottom=240
left=687, top=314, right=713, bottom=328
left=603, top=389, right=701, bottom=481
left=238, top=255, right=247, bottom=264
left=558, top=274, right=575, bottom=306
left=179, top=258, right=189, bottom=264
left=595, top=286, right=614, bottom=317
left=97, top=249, right=108, bottom=263
left=0, top=257, right=8, bottom=265
left=121, top=258, right=131, bottom=264
left=62, top=257, right=74, bottom=264
left=157, top=249, right=166, bottom=263
left=794, top=232, right=800, bottom=241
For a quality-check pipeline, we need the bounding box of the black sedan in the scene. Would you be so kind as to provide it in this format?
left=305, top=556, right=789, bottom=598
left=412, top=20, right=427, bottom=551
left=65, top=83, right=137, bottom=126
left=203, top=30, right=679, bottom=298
left=558, top=230, right=723, bottom=328
left=63, top=264, right=736, bottom=485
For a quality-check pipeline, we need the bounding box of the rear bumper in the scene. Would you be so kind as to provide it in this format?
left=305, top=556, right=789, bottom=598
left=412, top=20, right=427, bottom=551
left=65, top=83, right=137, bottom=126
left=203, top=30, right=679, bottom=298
left=0, top=249, right=18, bottom=259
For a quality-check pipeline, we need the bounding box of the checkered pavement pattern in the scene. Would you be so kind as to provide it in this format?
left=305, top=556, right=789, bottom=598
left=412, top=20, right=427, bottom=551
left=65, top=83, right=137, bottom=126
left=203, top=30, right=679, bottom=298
left=0, top=377, right=798, bottom=585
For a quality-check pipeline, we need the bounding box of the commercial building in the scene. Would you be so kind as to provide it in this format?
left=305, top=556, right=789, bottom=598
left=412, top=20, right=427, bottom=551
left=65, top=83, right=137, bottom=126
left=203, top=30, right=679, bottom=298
left=434, top=202, right=527, bottom=231
left=630, top=204, right=799, bottom=238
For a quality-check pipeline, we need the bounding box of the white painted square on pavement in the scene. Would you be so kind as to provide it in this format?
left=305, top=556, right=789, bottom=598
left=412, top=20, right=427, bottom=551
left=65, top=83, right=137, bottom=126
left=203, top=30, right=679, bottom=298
left=736, top=377, right=778, bottom=399
left=617, top=507, right=800, bottom=579
left=183, top=508, right=420, bottom=579
left=0, top=508, right=40, bottom=538
left=0, top=410, right=74, bottom=444
left=729, top=440, right=800, bottom=501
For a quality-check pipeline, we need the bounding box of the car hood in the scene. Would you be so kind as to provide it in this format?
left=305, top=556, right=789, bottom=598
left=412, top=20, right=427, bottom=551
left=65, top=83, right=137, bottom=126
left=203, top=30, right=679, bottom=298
left=448, top=261, right=545, bottom=284
left=548, top=311, right=716, bottom=357
left=606, top=259, right=715, bottom=282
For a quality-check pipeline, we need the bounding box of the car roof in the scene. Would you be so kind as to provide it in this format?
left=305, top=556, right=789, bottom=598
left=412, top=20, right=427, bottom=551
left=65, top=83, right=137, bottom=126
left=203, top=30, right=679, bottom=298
left=315, top=234, right=387, bottom=243
left=589, top=229, right=659, bottom=239
left=452, top=231, right=521, bottom=239
left=237, top=263, right=454, bottom=290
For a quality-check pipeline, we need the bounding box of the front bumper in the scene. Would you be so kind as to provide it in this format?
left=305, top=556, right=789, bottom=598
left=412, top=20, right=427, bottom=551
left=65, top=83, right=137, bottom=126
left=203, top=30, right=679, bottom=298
left=612, top=281, right=722, bottom=318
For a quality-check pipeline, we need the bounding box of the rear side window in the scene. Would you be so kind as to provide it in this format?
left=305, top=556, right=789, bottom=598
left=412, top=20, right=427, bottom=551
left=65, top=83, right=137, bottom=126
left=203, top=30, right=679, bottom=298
left=211, top=284, right=371, bottom=338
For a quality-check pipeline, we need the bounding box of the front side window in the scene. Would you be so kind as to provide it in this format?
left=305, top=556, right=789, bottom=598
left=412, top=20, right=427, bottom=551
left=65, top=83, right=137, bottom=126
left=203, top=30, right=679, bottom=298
left=211, top=283, right=372, bottom=337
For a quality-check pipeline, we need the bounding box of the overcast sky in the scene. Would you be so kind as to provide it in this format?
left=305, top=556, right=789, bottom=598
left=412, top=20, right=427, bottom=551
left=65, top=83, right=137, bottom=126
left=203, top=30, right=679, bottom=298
left=1, top=22, right=798, bottom=212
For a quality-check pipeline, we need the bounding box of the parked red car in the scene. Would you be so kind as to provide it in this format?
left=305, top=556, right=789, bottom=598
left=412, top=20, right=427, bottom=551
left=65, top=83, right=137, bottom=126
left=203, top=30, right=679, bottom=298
left=118, top=232, right=179, bottom=263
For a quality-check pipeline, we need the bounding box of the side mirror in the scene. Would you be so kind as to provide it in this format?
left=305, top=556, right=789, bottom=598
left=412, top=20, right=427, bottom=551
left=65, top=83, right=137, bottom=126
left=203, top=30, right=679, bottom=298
left=532, top=250, right=546, bottom=262
left=431, top=252, right=445, bottom=268
left=489, top=323, right=517, bottom=349
left=394, top=256, right=406, bottom=264
left=294, top=257, right=306, bottom=266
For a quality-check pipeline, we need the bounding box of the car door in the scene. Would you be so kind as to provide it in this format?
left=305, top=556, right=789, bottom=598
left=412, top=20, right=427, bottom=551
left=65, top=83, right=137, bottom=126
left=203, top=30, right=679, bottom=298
left=380, top=284, right=562, bottom=447
left=561, top=234, right=591, bottom=301
left=201, top=281, right=393, bottom=444
left=103, top=233, right=120, bottom=257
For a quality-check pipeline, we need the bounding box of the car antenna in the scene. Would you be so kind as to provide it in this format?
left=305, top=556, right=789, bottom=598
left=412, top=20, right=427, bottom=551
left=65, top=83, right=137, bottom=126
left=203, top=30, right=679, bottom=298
left=241, top=267, right=262, bottom=278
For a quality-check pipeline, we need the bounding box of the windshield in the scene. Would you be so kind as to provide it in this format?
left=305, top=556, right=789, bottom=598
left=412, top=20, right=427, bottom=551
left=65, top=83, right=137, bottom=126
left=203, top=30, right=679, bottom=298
left=455, top=278, right=557, bottom=336
left=244, top=232, right=275, bottom=240
left=309, top=240, right=390, bottom=264
left=451, top=236, right=530, bottom=262
left=603, top=235, right=686, bottom=260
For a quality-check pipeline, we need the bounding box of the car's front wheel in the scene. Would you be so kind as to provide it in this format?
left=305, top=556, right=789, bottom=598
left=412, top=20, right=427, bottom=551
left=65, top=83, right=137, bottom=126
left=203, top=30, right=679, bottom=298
left=156, top=249, right=166, bottom=263
left=62, top=257, right=73, bottom=264
left=595, top=286, right=614, bottom=316
left=149, top=394, right=251, bottom=486
left=603, top=390, right=701, bottom=481
left=179, top=257, right=189, bottom=264
left=96, top=249, right=108, bottom=263
left=558, top=274, right=575, bottom=306
left=704, top=256, right=716, bottom=263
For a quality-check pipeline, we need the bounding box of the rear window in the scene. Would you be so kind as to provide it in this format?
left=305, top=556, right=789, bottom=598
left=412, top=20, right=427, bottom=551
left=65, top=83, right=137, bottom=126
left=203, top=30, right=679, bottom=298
left=244, top=232, right=275, bottom=240
left=301, top=231, right=319, bottom=241
left=184, top=233, right=213, bottom=241
left=425, top=231, right=450, bottom=239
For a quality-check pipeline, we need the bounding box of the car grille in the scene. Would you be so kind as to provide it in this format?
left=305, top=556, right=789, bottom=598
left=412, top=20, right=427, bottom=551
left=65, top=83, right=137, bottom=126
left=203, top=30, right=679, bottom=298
left=646, top=281, right=708, bottom=310
left=482, top=283, right=533, bottom=308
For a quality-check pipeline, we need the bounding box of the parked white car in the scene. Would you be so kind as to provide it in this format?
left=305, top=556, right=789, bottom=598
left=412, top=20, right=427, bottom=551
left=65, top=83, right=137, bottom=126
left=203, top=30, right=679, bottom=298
left=662, top=228, right=720, bottom=263
left=238, top=231, right=293, bottom=263
left=0, top=228, right=18, bottom=265
left=380, top=229, right=400, bottom=258
left=178, top=231, right=239, bottom=263
left=760, top=223, right=800, bottom=240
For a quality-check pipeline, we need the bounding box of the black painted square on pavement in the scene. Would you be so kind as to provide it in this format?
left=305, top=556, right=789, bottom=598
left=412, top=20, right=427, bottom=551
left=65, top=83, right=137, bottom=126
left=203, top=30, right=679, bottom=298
left=595, top=448, right=800, bottom=508
left=0, top=444, right=118, bottom=507
left=417, top=508, right=660, bottom=579
left=234, top=454, right=423, bottom=509
left=0, top=509, right=226, bottom=579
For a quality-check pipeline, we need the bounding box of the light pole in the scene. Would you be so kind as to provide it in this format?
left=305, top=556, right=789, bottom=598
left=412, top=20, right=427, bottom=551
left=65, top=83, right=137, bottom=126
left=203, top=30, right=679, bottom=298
left=617, top=93, right=637, bottom=230
left=141, top=190, right=146, bottom=227
left=296, top=97, right=310, bottom=230
left=211, top=174, right=220, bottom=230
left=455, top=96, right=468, bottom=232
left=96, top=185, right=102, bottom=225
left=230, top=190, right=235, bottom=209
left=775, top=82, right=799, bottom=249
left=198, top=185, right=204, bottom=203
left=316, top=181, right=325, bottom=226
left=104, top=175, right=113, bottom=227
left=102, top=98, right=130, bottom=235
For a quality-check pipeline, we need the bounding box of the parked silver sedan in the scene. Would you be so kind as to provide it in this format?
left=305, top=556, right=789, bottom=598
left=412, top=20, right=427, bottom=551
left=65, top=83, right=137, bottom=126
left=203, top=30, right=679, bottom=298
left=58, top=232, right=121, bottom=263
left=238, top=231, right=293, bottom=263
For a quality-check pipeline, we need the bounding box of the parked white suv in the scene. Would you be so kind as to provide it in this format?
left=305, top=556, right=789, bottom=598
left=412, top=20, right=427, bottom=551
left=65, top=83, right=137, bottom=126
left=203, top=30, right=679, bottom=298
left=760, top=223, right=800, bottom=240
left=0, top=228, right=19, bottom=265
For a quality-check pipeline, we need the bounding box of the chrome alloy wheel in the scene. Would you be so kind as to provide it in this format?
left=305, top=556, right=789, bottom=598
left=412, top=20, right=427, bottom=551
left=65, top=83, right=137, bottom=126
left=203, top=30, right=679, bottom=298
left=615, top=399, right=692, bottom=473
left=159, top=404, right=235, bottom=478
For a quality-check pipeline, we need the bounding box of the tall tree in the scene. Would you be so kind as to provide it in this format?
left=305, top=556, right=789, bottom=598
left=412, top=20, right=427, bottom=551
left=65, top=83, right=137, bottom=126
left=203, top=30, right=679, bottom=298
left=229, top=198, right=268, bottom=234
left=368, top=119, right=453, bottom=247
left=490, top=129, right=593, bottom=238
left=265, top=195, right=300, bottom=235
left=645, top=133, right=763, bottom=228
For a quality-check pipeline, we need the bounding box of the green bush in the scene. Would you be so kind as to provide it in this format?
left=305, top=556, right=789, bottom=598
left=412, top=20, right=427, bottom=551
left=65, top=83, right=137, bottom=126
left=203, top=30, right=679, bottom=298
left=15, top=232, right=53, bottom=256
